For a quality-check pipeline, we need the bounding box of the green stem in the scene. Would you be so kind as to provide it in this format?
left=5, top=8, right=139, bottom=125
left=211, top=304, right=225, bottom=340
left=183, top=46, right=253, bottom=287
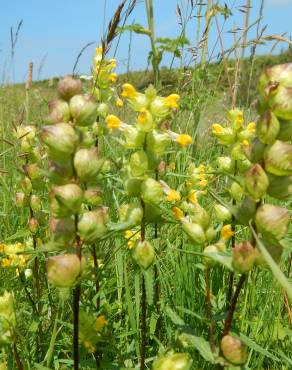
left=145, top=0, right=159, bottom=86
left=140, top=200, right=146, bottom=370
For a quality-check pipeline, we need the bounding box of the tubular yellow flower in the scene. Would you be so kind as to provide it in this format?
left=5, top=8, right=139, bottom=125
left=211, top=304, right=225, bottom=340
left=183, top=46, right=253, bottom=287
left=116, top=98, right=124, bottom=108
left=106, top=114, right=121, bottom=129
left=121, top=83, right=137, bottom=99
left=96, top=315, right=107, bottom=331
left=241, top=139, right=250, bottom=148
left=188, top=190, right=198, bottom=204
left=247, top=121, right=256, bottom=133
left=164, top=94, right=180, bottom=109
left=125, top=229, right=141, bottom=249
left=172, top=207, right=184, bottom=220
left=137, top=108, right=147, bottom=124
left=198, top=179, right=208, bottom=187
left=220, top=224, right=235, bottom=240
left=212, top=123, right=224, bottom=134
left=109, top=73, right=117, bottom=83
left=166, top=189, right=181, bottom=202
left=236, top=112, right=244, bottom=125
left=176, top=134, right=193, bottom=147
left=108, top=58, right=117, bottom=69
left=95, top=46, right=103, bottom=55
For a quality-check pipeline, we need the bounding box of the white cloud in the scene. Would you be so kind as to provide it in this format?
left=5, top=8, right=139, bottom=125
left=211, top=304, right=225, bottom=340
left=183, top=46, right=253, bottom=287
left=267, top=0, right=292, bottom=6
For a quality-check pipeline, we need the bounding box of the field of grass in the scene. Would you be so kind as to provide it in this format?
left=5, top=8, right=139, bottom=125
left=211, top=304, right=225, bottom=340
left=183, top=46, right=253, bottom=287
left=0, top=1, right=292, bottom=369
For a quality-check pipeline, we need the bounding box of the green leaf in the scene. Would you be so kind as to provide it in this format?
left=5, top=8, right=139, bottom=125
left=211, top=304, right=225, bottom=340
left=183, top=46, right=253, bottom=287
left=4, top=228, right=31, bottom=241
left=179, top=333, right=216, bottom=363
left=34, top=364, right=52, bottom=370
left=165, top=305, right=185, bottom=326
left=117, top=24, right=151, bottom=36
left=143, top=268, right=154, bottom=306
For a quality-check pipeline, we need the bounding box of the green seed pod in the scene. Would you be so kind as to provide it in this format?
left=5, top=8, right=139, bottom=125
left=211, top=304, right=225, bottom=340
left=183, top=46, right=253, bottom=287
left=141, top=178, right=164, bottom=205
left=124, top=177, right=142, bottom=197
left=40, top=123, right=78, bottom=159
left=214, top=127, right=236, bottom=145
left=30, top=195, right=41, bottom=212
left=0, top=291, right=16, bottom=337
left=264, top=140, right=292, bottom=176
left=256, top=110, right=280, bottom=144
left=129, top=150, right=148, bottom=177
left=249, top=138, right=266, bottom=163
left=230, top=182, right=244, bottom=202
left=23, top=163, right=42, bottom=181
left=150, top=97, right=169, bottom=118
left=234, top=196, right=257, bottom=226
left=152, top=352, right=192, bottom=370
left=28, top=217, right=39, bottom=234
left=49, top=217, right=75, bottom=245
left=73, top=148, right=104, bottom=182
left=119, top=203, right=143, bottom=227
left=70, top=94, right=98, bottom=126
left=46, top=254, right=82, bottom=287
left=123, top=126, right=146, bottom=149
left=21, top=176, right=32, bottom=196
left=131, top=240, right=154, bottom=270
left=146, top=130, right=171, bottom=155
left=258, top=63, right=292, bottom=96
left=203, top=244, right=219, bottom=267
left=80, top=130, right=96, bottom=148
left=217, top=156, right=235, bottom=173
left=221, top=335, right=248, bottom=366
left=15, top=192, right=27, bottom=208
left=205, top=226, right=216, bottom=243
left=267, top=173, right=292, bottom=200
left=267, top=85, right=292, bottom=120
left=254, top=239, right=283, bottom=266
left=182, top=222, right=206, bottom=245
left=232, top=241, right=255, bottom=273
left=45, top=99, right=71, bottom=124
left=129, top=93, right=148, bottom=112
left=84, top=187, right=103, bottom=207
left=244, top=164, right=269, bottom=201
left=277, top=119, right=292, bottom=141
left=58, top=75, right=82, bottom=101
left=230, top=142, right=246, bottom=161
left=48, top=159, right=74, bottom=185
left=213, top=204, right=232, bottom=222
left=255, top=204, right=290, bottom=242
left=97, top=102, right=109, bottom=119
left=237, top=157, right=252, bottom=173
left=188, top=203, right=210, bottom=229
left=78, top=208, right=108, bottom=243
left=51, top=184, right=83, bottom=217
left=144, top=203, right=164, bottom=224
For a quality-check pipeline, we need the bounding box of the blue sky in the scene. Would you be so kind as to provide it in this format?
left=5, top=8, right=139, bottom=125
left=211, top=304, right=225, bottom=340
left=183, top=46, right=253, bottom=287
left=0, top=0, right=291, bottom=83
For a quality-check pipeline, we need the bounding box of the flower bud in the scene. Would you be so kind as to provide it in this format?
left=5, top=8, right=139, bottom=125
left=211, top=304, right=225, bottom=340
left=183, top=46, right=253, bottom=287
left=30, top=195, right=41, bottom=212
left=123, top=126, right=145, bottom=149
left=221, top=335, right=248, bottom=365
left=70, top=94, right=98, bottom=126
left=213, top=204, right=232, bottom=222
left=182, top=222, right=206, bottom=245
left=230, top=182, right=244, bottom=202
left=40, top=123, right=78, bottom=159
left=277, top=119, right=292, bottom=141
left=267, top=85, right=292, bottom=120
left=84, top=187, right=103, bottom=207
left=141, top=178, right=164, bottom=204
left=244, top=164, right=269, bottom=201
left=78, top=208, right=108, bottom=243
left=15, top=192, right=27, bottom=208
left=58, top=75, right=82, bottom=101
left=264, top=140, right=292, bottom=176
left=131, top=240, right=154, bottom=269
left=217, top=156, right=235, bottom=173
left=48, top=159, right=74, bottom=185
left=152, top=352, right=192, bottom=370
left=21, top=176, right=32, bottom=195
left=203, top=244, right=219, bottom=267
left=46, top=254, right=82, bottom=287
left=49, top=217, right=75, bottom=244
left=73, top=148, right=104, bottom=182
left=267, top=173, right=292, bottom=200
left=249, top=138, right=266, bottom=163
left=45, top=99, right=71, bottom=124
left=129, top=150, right=148, bottom=177
left=96, top=102, right=109, bottom=119
left=255, top=204, right=290, bottom=242
left=147, top=130, right=171, bottom=155
left=232, top=241, right=255, bottom=273
left=256, top=110, right=280, bottom=144
left=51, top=184, right=83, bottom=217
left=28, top=217, right=39, bottom=234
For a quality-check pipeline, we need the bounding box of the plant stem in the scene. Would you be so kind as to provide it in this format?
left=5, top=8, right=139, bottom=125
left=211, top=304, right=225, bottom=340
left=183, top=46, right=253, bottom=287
left=140, top=200, right=146, bottom=370
left=205, top=268, right=216, bottom=352
left=13, top=343, right=24, bottom=370
left=145, top=0, right=159, bottom=86
left=222, top=274, right=246, bottom=337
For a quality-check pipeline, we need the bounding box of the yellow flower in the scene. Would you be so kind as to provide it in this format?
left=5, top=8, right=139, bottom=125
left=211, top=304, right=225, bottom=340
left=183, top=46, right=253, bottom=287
left=1, top=258, right=12, bottom=267
left=168, top=162, right=176, bottom=171
left=166, top=189, right=181, bottom=202
left=0, top=243, right=5, bottom=253
left=109, top=73, right=117, bottom=83
left=116, top=98, right=124, bottom=108
left=121, top=83, right=137, bottom=99
left=247, top=121, right=256, bottom=133
left=176, top=134, right=192, bottom=147
left=108, top=58, right=117, bottom=69
left=172, top=207, right=184, bottom=220
left=188, top=190, right=197, bottom=204
left=212, top=123, right=223, bottom=134
left=106, top=114, right=121, bottom=129
left=241, top=139, right=250, bottom=148
left=235, top=111, right=244, bottom=125
left=137, top=108, right=147, bottom=124
left=95, top=46, right=103, bottom=56
left=164, top=94, right=180, bottom=109
left=220, top=224, right=235, bottom=240
left=125, top=229, right=141, bottom=249
left=96, top=315, right=107, bottom=331
left=198, top=179, right=208, bottom=187
left=84, top=341, right=96, bottom=354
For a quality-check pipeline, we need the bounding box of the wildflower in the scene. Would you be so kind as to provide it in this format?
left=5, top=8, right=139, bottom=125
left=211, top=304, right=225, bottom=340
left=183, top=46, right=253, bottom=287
left=212, top=123, right=223, bottom=134
left=247, top=121, right=256, bottom=133
left=164, top=94, right=180, bottom=109
left=125, top=229, right=141, bottom=249
left=188, top=190, right=197, bottom=204
left=121, top=83, right=137, bottom=99
left=166, top=189, right=181, bottom=202
left=109, top=73, right=117, bottom=83
left=96, top=315, right=107, bottom=331
left=137, top=108, right=147, bottom=124
left=220, top=224, right=235, bottom=240
left=176, top=134, right=193, bottom=147
left=172, top=207, right=184, bottom=220
left=106, top=114, right=121, bottom=129
left=108, top=58, right=117, bottom=69
left=116, top=98, right=124, bottom=108
left=95, top=46, right=103, bottom=56
left=84, top=341, right=96, bottom=353
left=241, top=139, right=250, bottom=148
left=168, top=162, right=176, bottom=171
